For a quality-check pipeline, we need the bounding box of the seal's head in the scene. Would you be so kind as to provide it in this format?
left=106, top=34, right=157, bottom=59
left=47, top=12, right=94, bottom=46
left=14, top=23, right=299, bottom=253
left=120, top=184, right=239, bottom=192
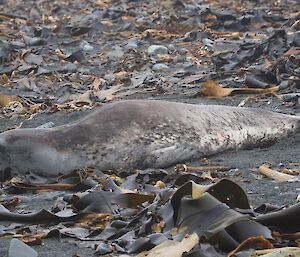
left=0, top=129, right=83, bottom=176
left=0, top=130, right=35, bottom=174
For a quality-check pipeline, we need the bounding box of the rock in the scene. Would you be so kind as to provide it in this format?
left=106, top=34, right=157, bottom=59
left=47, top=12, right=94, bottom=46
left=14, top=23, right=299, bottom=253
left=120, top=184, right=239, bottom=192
left=124, top=38, right=139, bottom=51
left=293, top=32, right=300, bottom=47
left=202, top=38, right=214, bottom=49
left=152, top=63, right=169, bottom=71
left=147, top=45, right=168, bottom=56
left=80, top=41, right=94, bottom=52
left=95, top=242, right=112, bottom=255
left=8, top=239, right=38, bottom=257
left=292, top=20, right=300, bottom=30
left=36, top=122, right=55, bottom=129
left=107, top=46, right=124, bottom=60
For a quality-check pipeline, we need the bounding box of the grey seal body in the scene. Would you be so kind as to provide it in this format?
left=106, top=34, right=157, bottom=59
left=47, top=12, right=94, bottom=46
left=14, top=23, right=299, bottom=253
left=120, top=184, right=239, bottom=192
left=0, top=100, right=299, bottom=176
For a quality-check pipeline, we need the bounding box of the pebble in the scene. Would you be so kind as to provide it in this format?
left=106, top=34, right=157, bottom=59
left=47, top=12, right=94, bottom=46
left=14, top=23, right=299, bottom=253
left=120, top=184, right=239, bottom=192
left=155, top=180, right=165, bottom=189
left=9, top=239, right=38, bottom=257
left=36, top=122, right=55, bottom=129
left=80, top=41, right=94, bottom=52
left=152, top=63, right=169, bottom=71
left=124, top=38, right=139, bottom=51
left=147, top=45, right=168, bottom=56
left=292, top=20, right=300, bottom=30
left=202, top=38, right=214, bottom=49
left=107, top=46, right=124, bottom=60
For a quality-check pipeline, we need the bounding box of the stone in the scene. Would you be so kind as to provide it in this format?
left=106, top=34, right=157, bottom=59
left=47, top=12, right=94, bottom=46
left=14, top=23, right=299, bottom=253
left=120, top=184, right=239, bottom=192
left=147, top=45, right=168, bottom=56
left=8, top=239, right=38, bottom=257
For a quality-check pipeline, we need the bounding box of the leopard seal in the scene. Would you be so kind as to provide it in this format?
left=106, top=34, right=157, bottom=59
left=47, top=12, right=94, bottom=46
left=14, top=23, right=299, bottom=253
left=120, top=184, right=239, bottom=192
left=0, top=100, right=299, bottom=176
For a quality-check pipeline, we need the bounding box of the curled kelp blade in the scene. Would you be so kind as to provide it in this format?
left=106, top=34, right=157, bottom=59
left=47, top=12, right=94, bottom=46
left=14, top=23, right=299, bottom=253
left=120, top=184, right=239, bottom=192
left=71, top=191, right=117, bottom=214
left=256, top=203, right=300, bottom=233
left=71, top=190, right=155, bottom=212
left=115, top=193, right=155, bottom=208
left=171, top=178, right=250, bottom=222
left=176, top=193, right=272, bottom=251
left=0, top=204, right=81, bottom=223
left=8, top=177, right=97, bottom=192
left=227, top=236, right=273, bottom=257
left=213, top=30, right=289, bottom=71
left=254, top=204, right=284, bottom=214
left=196, top=80, right=279, bottom=98
left=125, top=233, right=169, bottom=254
